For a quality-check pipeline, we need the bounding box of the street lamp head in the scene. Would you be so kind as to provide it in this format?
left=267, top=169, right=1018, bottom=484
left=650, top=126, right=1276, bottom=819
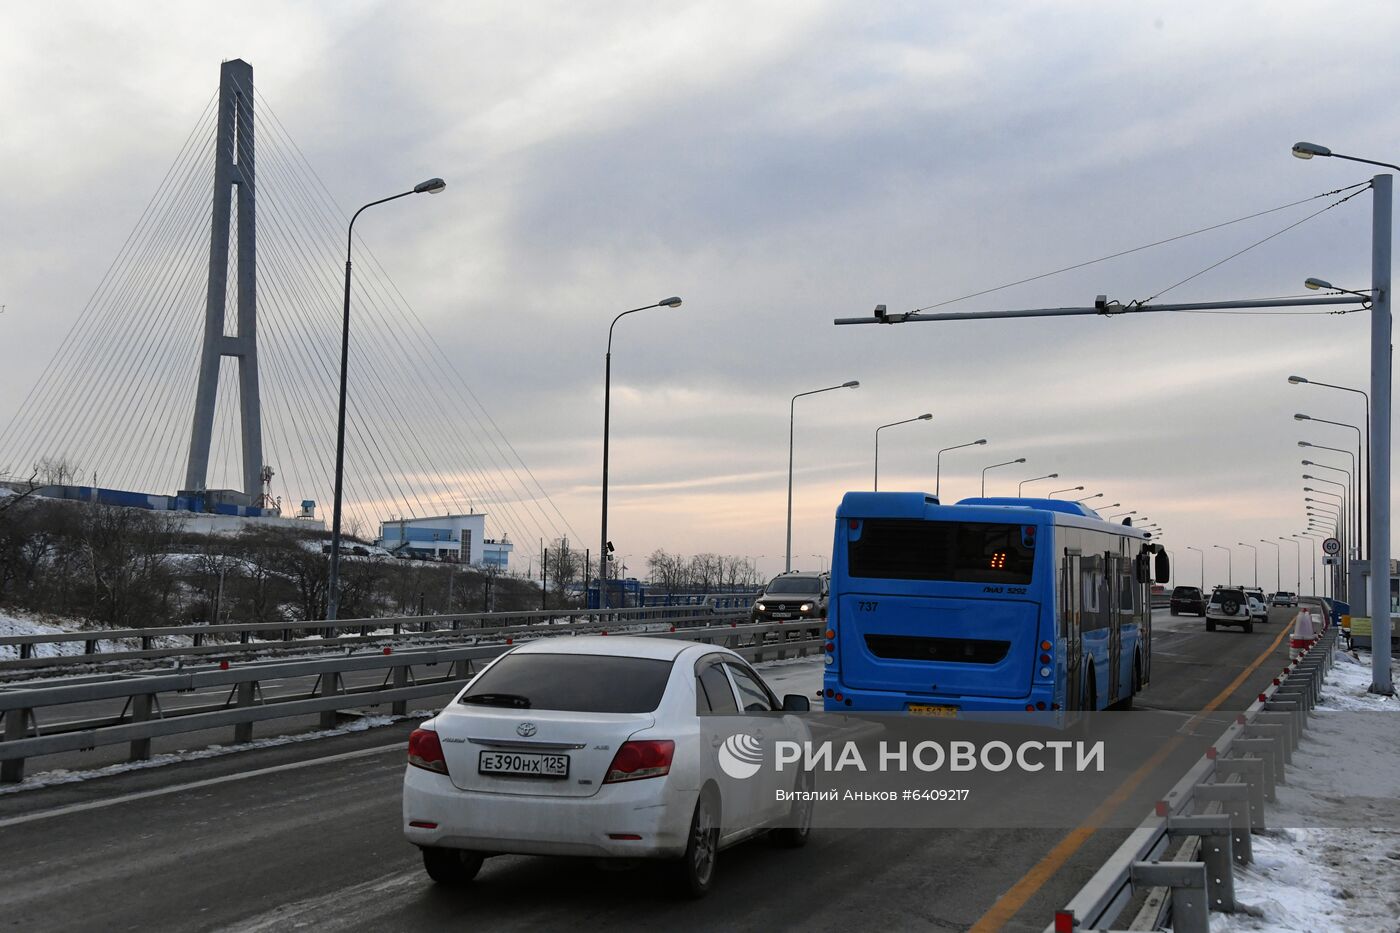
left=918, top=413, right=933, bottom=421
left=1301, top=460, right=1313, bottom=466
left=842, top=380, right=860, bottom=388
left=1015, top=457, right=1026, bottom=464
left=658, top=296, right=683, bottom=308
left=1287, top=374, right=1309, bottom=384
left=1303, top=277, right=1335, bottom=291
left=1297, top=441, right=1311, bottom=448
left=413, top=177, right=447, bottom=194
left=1294, top=413, right=1311, bottom=421
left=975, top=438, right=988, bottom=445
left=1047, top=473, right=1059, bottom=479
left=1292, top=141, right=1332, bottom=160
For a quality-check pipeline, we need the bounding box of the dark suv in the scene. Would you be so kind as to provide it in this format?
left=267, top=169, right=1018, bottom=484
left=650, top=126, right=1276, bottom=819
left=1170, top=585, right=1206, bottom=616
left=751, top=572, right=828, bottom=623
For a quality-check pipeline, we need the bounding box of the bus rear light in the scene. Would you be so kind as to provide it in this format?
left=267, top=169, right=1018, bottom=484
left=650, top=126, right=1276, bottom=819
left=844, top=698, right=852, bottom=706
left=1040, top=653, right=1051, bottom=664
left=834, top=693, right=844, bottom=702
left=1036, top=701, right=1046, bottom=710
left=1054, top=910, right=1076, bottom=933
left=1025, top=704, right=1035, bottom=711
left=825, top=629, right=835, bottom=640
left=1040, top=640, right=1052, bottom=651
left=825, top=688, right=834, bottom=698
left=825, top=642, right=835, bottom=652
left=1051, top=703, right=1061, bottom=710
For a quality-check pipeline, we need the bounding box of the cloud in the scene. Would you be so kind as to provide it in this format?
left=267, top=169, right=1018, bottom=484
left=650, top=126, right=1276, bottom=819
left=1, top=0, right=1396, bottom=580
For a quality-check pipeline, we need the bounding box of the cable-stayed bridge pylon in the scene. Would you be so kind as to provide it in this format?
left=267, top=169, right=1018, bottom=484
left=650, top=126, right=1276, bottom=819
left=0, top=59, right=581, bottom=554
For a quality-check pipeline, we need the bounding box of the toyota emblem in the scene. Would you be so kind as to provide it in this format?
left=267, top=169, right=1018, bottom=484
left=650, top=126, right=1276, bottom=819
left=516, top=722, right=537, bottom=737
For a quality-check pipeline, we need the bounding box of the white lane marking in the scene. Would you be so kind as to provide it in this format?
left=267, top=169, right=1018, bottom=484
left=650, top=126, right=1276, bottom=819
left=214, top=868, right=424, bottom=932
left=0, top=742, right=404, bottom=830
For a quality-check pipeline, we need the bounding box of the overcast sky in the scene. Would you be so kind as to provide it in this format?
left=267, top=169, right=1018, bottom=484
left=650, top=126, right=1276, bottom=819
left=2, top=1, right=1397, bottom=587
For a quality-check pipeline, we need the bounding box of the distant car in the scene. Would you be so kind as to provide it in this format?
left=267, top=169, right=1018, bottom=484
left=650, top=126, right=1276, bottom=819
left=1243, top=588, right=1269, bottom=622
left=1206, top=587, right=1254, bottom=632
left=1271, top=592, right=1298, bottom=607
left=750, top=571, right=828, bottom=623
left=1170, top=585, right=1206, bottom=616
left=402, top=636, right=814, bottom=897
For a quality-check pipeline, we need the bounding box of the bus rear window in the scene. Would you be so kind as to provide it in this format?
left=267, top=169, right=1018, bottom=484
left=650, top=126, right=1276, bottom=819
left=847, top=519, right=1036, bottom=584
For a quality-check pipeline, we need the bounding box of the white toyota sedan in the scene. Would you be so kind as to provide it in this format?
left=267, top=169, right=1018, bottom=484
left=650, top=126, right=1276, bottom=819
left=402, top=636, right=814, bottom=897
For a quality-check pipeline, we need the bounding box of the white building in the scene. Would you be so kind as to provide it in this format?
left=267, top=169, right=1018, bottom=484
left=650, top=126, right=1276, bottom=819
left=377, top=512, right=512, bottom=570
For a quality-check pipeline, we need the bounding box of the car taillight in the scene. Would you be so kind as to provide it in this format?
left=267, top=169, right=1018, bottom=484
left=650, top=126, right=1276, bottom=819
left=408, top=728, right=449, bottom=775
left=604, top=740, right=674, bottom=783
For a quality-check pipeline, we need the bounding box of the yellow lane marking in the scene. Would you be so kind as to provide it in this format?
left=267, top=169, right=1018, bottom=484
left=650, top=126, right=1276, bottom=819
left=968, top=623, right=1292, bottom=932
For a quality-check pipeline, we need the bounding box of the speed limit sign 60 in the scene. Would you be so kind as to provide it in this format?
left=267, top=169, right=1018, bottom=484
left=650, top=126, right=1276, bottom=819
left=1322, top=537, right=1342, bottom=556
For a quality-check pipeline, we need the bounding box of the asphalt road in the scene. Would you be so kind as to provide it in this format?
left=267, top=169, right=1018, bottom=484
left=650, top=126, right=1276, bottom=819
left=0, top=606, right=1298, bottom=933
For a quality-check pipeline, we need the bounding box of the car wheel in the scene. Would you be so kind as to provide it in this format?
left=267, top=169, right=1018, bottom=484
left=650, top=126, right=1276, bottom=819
left=772, top=774, right=814, bottom=848
left=1206, top=619, right=1216, bottom=631
left=672, top=790, right=720, bottom=898
left=421, top=847, right=484, bottom=885
left=1245, top=621, right=1254, bottom=633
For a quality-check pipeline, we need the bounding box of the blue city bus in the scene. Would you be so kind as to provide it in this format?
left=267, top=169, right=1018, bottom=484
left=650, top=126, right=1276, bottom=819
left=822, top=492, right=1169, bottom=721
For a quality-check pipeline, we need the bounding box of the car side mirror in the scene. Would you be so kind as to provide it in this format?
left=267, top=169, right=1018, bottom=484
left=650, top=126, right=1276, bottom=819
left=783, top=694, right=811, bottom=712
left=1155, top=551, right=1170, bottom=584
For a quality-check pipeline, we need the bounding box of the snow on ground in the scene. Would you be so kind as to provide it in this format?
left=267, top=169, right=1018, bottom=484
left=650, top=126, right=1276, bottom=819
left=0, top=710, right=438, bottom=795
left=1210, top=648, right=1400, bottom=933
left=0, top=610, right=185, bottom=660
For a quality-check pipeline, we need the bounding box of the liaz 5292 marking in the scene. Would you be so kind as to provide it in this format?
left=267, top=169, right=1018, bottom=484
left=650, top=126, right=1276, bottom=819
left=821, top=493, right=1169, bottom=723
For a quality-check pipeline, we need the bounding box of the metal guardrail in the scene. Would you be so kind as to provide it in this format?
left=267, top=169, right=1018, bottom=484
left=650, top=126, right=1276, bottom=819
left=1047, top=620, right=1337, bottom=932
left=0, top=619, right=822, bottom=783
left=0, top=602, right=759, bottom=672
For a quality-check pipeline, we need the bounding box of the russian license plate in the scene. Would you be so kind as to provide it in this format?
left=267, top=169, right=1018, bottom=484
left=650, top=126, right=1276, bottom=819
left=478, top=750, right=569, bottom=778
left=771, top=612, right=793, bottom=619
left=907, top=703, right=959, bottom=718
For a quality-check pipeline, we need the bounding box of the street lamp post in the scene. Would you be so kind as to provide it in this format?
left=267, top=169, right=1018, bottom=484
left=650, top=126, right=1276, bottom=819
left=980, top=458, right=1026, bottom=496
left=1048, top=485, right=1083, bottom=498
left=1259, top=539, right=1280, bottom=593
left=1297, top=533, right=1319, bottom=597
left=1073, top=492, right=1103, bottom=504
left=934, top=439, right=987, bottom=500
left=1108, top=510, right=1136, bottom=520
left=327, top=176, right=446, bottom=625
left=1017, top=473, right=1059, bottom=495
left=1213, top=544, right=1232, bottom=586
left=1186, top=545, right=1204, bottom=589
left=1297, top=413, right=1363, bottom=557
left=600, top=297, right=684, bottom=608
left=874, top=413, right=932, bottom=491
left=1290, top=374, right=1370, bottom=557
left=1291, top=140, right=1392, bottom=693
left=1280, top=536, right=1301, bottom=594
left=787, top=381, right=859, bottom=572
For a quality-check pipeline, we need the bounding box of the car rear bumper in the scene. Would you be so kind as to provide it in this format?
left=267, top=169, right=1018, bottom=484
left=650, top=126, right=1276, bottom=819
left=821, top=678, right=1049, bottom=713
left=402, top=765, right=696, bottom=859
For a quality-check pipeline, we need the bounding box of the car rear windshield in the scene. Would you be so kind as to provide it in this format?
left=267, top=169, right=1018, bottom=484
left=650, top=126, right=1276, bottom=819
left=764, top=577, right=821, bottom=594
left=459, top=653, right=673, bottom=713
left=1214, top=589, right=1245, bottom=602
left=1173, top=587, right=1201, bottom=597
left=847, top=519, right=1036, bottom=584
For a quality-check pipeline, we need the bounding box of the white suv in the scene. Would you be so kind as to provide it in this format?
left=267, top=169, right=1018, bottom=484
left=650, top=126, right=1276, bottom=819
left=1243, top=588, right=1269, bottom=622
left=1206, top=587, right=1255, bottom=633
